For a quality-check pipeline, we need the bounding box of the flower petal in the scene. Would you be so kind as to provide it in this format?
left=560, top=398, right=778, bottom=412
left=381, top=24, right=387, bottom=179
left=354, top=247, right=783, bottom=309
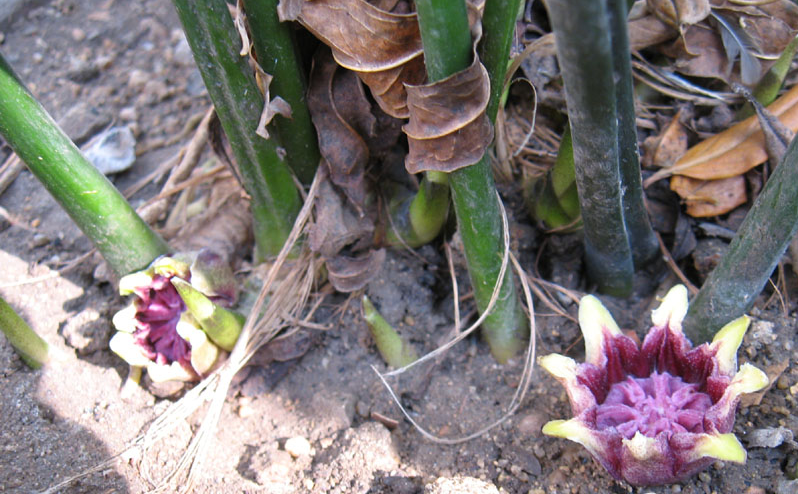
left=109, top=332, right=153, bottom=367
left=710, top=315, right=749, bottom=376
left=171, top=277, right=243, bottom=351
left=578, top=294, right=622, bottom=366
left=651, top=285, right=688, bottom=330
left=539, top=353, right=597, bottom=414
left=690, top=433, right=747, bottom=464
left=112, top=304, right=139, bottom=333
left=175, top=318, right=220, bottom=376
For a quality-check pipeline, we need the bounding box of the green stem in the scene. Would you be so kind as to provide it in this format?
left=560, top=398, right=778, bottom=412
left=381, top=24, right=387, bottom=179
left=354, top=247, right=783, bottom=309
left=243, top=0, right=320, bottom=184
left=0, top=295, right=49, bottom=369
left=479, top=0, right=523, bottom=123
left=417, top=0, right=527, bottom=363
left=173, top=0, right=301, bottom=260
left=682, top=134, right=798, bottom=343
left=607, top=0, right=658, bottom=268
left=0, top=54, right=168, bottom=276
left=546, top=0, right=634, bottom=296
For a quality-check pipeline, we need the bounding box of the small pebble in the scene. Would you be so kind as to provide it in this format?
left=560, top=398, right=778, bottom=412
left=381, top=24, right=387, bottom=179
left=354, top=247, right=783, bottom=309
left=698, top=472, right=711, bottom=483
left=237, top=404, right=254, bottom=418
left=744, top=487, right=766, bottom=494
left=30, top=233, right=49, bottom=247
left=284, top=436, right=312, bottom=458
left=671, top=485, right=682, bottom=493
left=71, top=28, right=86, bottom=42
left=31, top=218, right=41, bottom=228
left=777, top=374, right=790, bottom=390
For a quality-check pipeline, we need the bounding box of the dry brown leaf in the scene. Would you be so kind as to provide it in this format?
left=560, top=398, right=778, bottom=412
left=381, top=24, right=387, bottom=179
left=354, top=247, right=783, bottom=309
left=307, top=48, right=374, bottom=210
left=629, top=14, right=679, bottom=50
left=326, top=248, right=387, bottom=292
left=665, top=23, right=730, bottom=80
left=279, top=0, right=424, bottom=118
left=647, top=83, right=798, bottom=185
left=253, top=66, right=293, bottom=140
left=643, top=109, right=689, bottom=168
left=670, top=174, right=747, bottom=217
left=647, top=0, right=711, bottom=28
left=308, top=173, right=374, bottom=258
left=403, top=54, right=493, bottom=174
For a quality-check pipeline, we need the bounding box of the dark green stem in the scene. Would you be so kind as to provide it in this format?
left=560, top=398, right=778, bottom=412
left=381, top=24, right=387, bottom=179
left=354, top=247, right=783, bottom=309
left=546, top=0, right=634, bottom=296
left=0, top=295, right=49, bottom=369
left=416, top=0, right=527, bottom=362
left=682, top=134, right=798, bottom=343
left=243, top=0, right=319, bottom=184
left=0, top=53, right=168, bottom=276
left=173, top=0, right=301, bottom=260
left=607, top=0, right=658, bottom=267
left=479, top=0, right=523, bottom=123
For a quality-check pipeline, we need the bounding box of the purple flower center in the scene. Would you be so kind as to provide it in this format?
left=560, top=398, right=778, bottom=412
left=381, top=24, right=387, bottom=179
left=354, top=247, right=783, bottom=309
left=595, top=372, right=712, bottom=439
left=132, top=275, right=191, bottom=366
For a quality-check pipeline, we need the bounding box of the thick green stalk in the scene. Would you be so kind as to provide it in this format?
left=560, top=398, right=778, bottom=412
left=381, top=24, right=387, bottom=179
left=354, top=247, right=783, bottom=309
left=479, top=0, right=523, bottom=123
left=546, top=0, right=634, bottom=296
left=607, top=0, right=658, bottom=268
left=0, top=295, right=49, bottom=369
left=243, top=0, right=319, bottom=184
left=416, top=0, right=527, bottom=363
left=173, top=0, right=301, bottom=259
left=0, top=54, right=168, bottom=276
left=682, top=134, right=798, bottom=343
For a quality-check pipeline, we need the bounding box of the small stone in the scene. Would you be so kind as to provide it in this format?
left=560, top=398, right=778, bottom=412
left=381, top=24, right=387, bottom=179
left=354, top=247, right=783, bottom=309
left=777, top=374, right=790, bottom=390
left=319, top=437, right=333, bottom=449
left=517, top=412, right=547, bottom=438
left=238, top=404, right=255, bottom=418
left=285, top=436, right=312, bottom=458
left=119, top=106, right=138, bottom=122
left=30, top=218, right=40, bottom=228
left=355, top=400, right=370, bottom=418
left=71, top=28, right=86, bottom=42
left=743, top=487, right=766, bottom=494
left=32, top=52, right=43, bottom=63
left=303, top=479, right=314, bottom=490
left=128, top=69, right=149, bottom=89
left=30, top=233, right=49, bottom=248
left=671, top=485, right=682, bottom=493
left=698, top=472, right=711, bottom=483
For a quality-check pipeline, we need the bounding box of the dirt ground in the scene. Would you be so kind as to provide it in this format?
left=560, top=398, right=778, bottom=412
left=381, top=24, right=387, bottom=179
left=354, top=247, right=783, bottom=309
left=1, top=1, right=798, bottom=493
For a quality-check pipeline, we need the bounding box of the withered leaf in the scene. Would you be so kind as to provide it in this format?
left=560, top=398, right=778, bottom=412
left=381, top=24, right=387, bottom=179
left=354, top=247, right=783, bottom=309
left=643, top=108, right=689, bottom=168
left=280, top=0, right=424, bottom=118
left=646, top=83, right=798, bottom=185
left=647, top=0, right=711, bottom=28
left=403, top=55, right=493, bottom=174
left=307, top=48, right=374, bottom=210
left=309, top=171, right=374, bottom=258
left=629, top=15, right=678, bottom=51
left=326, top=248, right=386, bottom=292
left=253, top=65, right=293, bottom=140
left=670, top=175, right=747, bottom=217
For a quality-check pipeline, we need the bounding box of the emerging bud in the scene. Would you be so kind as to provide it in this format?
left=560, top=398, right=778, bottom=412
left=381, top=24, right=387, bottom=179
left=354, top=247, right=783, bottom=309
left=540, top=285, right=768, bottom=486
left=110, top=250, right=243, bottom=383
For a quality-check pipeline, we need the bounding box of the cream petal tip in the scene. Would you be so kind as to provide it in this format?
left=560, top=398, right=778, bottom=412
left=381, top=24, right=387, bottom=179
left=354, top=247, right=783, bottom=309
left=112, top=304, right=139, bottom=333
left=623, top=432, right=659, bottom=461
left=542, top=419, right=593, bottom=443
left=651, top=284, right=688, bottom=329
left=712, top=315, right=750, bottom=375
left=693, top=433, right=746, bottom=464
left=539, top=353, right=578, bottom=380
left=109, top=332, right=152, bottom=367
left=118, top=271, right=154, bottom=295
left=578, top=295, right=621, bottom=365
left=731, top=363, right=769, bottom=395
